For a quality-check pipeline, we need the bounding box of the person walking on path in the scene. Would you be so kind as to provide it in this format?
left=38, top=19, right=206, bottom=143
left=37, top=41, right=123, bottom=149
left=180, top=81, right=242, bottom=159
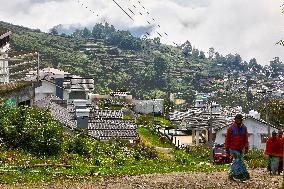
left=265, top=131, right=283, bottom=175
left=225, top=114, right=250, bottom=181
left=277, top=130, right=283, bottom=175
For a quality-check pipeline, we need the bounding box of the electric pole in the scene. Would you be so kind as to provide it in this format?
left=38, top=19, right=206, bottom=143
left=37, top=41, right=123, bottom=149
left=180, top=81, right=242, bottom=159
left=209, top=102, right=213, bottom=163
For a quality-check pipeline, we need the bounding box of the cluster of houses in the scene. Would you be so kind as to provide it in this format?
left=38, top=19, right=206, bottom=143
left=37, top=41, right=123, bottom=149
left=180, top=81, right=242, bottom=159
left=167, top=97, right=279, bottom=150
left=0, top=30, right=281, bottom=150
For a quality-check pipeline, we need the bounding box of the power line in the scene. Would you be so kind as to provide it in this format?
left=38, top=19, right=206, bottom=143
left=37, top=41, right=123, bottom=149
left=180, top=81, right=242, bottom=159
left=112, top=0, right=134, bottom=21
left=126, top=0, right=175, bottom=45
left=76, top=0, right=178, bottom=47
left=74, top=0, right=202, bottom=77
left=75, top=0, right=101, bottom=19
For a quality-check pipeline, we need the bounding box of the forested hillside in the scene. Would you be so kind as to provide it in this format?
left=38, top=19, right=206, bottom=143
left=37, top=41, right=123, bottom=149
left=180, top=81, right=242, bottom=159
left=1, top=21, right=282, bottom=104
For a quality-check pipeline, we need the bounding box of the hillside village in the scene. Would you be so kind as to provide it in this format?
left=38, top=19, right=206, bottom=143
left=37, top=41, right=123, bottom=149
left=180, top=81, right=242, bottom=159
left=1, top=27, right=284, bottom=149
left=0, top=22, right=284, bottom=188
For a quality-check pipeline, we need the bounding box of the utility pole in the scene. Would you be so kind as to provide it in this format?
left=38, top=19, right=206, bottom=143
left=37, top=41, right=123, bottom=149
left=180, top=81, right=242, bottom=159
left=37, top=52, right=40, bottom=82
left=209, top=102, right=213, bottom=163
left=265, top=95, right=270, bottom=136
left=152, top=98, right=155, bottom=125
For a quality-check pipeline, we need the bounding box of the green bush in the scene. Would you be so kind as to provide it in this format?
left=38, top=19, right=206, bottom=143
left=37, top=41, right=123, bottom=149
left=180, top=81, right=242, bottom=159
left=0, top=106, right=64, bottom=156
left=174, top=150, right=194, bottom=163
left=136, top=114, right=154, bottom=126
left=185, top=145, right=210, bottom=161
left=244, top=148, right=268, bottom=168
left=154, top=116, right=172, bottom=127
left=132, top=145, right=158, bottom=160
left=64, top=133, right=92, bottom=157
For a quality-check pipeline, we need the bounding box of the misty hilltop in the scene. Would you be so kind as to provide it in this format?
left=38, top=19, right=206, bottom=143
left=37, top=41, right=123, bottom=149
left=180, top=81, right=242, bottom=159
left=0, top=21, right=283, bottom=105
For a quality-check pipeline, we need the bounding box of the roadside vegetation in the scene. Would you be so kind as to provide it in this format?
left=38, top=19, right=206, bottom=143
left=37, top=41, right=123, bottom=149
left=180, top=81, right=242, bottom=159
left=0, top=105, right=268, bottom=185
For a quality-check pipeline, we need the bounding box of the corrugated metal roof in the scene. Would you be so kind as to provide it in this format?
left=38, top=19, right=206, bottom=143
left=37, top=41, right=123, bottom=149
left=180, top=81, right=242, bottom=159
left=0, top=31, right=11, bottom=40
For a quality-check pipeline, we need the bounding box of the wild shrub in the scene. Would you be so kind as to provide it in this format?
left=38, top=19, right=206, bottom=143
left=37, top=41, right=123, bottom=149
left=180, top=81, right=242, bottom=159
left=0, top=106, right=64, bottom=156
left=244, top=148, right=268, bottom=168
left=185, top=145, right=210, bottom=161
left=64, top=132, right=93, bottom=157
left=174, top=150, right=193, bottom=163
left=136, top=114, right=154, bottom=126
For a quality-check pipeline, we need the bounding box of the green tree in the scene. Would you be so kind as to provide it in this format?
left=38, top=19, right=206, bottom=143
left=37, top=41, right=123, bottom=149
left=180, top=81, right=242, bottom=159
left=153, top=37, right=161, bottom=47
left=199, top=51, right=206, bottom=59
left=0, top=106, right=64, bottom=156
left=82, top=27, right=91, bottom=38
left=249, top=58, right=262, bottom=72
left=92, top=23, right=105, bottom=39
left=50, top=27, right=58, bottom=35
left=258, top=99, right=284, bottom=128
left=181, top=40, right=192, bottom=58
left=208, top=47, right=215, bottom=59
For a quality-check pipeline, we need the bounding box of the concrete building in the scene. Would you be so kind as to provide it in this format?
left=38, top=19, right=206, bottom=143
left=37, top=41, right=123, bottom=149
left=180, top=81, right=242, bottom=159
left=133, top=99, right=164, bottom=114
left=0, top=31, right=11, bottom=83
left=28, top=68, right=94, bottom=102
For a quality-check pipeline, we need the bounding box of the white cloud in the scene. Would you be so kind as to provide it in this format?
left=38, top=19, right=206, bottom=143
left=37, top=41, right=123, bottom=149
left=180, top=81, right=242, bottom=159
left=0, top=0, right=283, bottom=65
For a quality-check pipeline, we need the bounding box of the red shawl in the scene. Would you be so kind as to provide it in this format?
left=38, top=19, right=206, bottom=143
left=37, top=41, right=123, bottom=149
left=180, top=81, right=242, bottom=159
left=265, top=137, right=283, bottom=157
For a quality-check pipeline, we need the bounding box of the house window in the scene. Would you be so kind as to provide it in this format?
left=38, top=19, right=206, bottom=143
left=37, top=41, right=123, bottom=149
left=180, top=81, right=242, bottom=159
left=260, top=134, right=268, bottom=143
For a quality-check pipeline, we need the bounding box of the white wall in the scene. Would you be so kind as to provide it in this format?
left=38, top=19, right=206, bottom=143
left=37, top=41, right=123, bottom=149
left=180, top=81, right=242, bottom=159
left=63, top=90, right=69, bottom=100
left=212, top=104, right=220, bottom=113
left=215, top=126, right=227, bottom=146
left=272, top=90, right=283, bottom=97
left=133, top=99, right=164, bottom=114
left=215, top=118, right=278, bottom=150
left=0, top=44, right=9, bottom=83
left=244, top=119, right=277, bottom=150
left=35, top=81, right=56, bottom=101
left=195, top=100, right=204, bottom=108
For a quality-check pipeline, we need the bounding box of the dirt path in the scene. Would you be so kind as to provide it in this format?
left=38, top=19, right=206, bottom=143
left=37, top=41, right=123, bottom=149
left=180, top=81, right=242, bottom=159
left=1, top=169, right=282, bottom=189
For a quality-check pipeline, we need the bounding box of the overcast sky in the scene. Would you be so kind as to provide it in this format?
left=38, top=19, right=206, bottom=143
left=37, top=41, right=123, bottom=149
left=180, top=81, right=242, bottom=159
left=0, top=0, right=284, bottom=65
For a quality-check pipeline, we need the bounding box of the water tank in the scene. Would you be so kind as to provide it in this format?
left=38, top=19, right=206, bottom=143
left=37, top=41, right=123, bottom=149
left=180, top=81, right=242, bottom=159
left=195, top=99, right=204, bottom=108
left=212, top=103, right=220, bottom=113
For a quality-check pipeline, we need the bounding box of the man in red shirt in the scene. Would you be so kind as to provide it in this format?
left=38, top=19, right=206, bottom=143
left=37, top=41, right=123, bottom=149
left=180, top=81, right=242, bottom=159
left=225, top=114, right=250, bottom=181
left=266, top=131, right=283, bottom=175
left=277, top=130, right=283, bottom=175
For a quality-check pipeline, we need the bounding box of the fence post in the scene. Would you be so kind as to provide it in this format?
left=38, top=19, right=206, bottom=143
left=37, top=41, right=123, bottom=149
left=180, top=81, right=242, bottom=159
left=174, top=137, right=176, bottom=146
left=178, top=140, right=180, bottom=148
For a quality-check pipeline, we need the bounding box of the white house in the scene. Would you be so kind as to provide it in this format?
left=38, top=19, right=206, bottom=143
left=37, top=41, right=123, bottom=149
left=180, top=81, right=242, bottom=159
left=0, top=31, right=11, bottom=84
left=215, top=116, right=278, bottom=150
left=28, top=68, right=94, bottom=102
left=272, top=89, right=283, bottom=97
